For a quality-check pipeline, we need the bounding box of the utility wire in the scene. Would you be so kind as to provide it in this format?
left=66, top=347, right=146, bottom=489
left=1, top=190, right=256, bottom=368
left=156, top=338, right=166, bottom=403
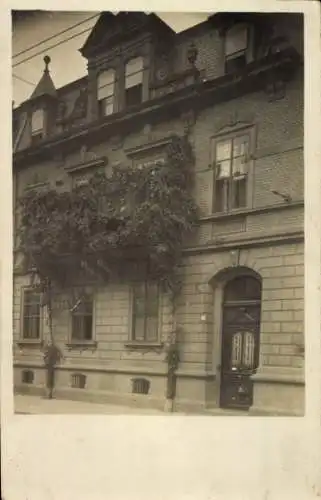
left=13, top=73, right=36, bottom=86
left=13, top=13, right=99, bottom=59
left=12, top=25, right=95, bottom=68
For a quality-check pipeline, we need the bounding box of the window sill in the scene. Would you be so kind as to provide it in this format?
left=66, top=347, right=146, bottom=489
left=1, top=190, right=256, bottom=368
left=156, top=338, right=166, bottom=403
left=17, top=339, right=42, bottom=347
left=202, top=200, right=304, bottom=222
left=66, top=341, right=97, bottom=349
left=124, top=341, right=164, bottom=350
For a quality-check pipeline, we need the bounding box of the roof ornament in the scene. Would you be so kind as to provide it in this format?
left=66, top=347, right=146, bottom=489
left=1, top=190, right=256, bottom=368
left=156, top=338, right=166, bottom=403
left=43, top=55, right=51, bottom=73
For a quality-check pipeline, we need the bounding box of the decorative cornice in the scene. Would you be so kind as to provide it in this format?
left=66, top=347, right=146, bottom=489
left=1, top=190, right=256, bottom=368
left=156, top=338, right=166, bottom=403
left=13, top=47, right=302, bottom=168
left=13, top=360, right=217, bottom=380
left=183, top=229, right=304, bottom=256
left=64, top=144, right=108, bottom=173
left=124, top=136, right=173, bottom=157
left=200, top=200, right=304, bottom=223
left=64, top=157, right=107, bottom=174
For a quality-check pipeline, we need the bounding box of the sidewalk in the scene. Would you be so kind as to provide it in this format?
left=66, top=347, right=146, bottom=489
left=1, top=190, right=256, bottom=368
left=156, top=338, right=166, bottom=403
left=14, top=394, right=177, bottom=415
left=14, top=395, right=254, bottom=416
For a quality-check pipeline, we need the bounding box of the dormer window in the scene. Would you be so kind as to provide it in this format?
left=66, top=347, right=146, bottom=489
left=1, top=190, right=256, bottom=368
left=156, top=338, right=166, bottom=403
left=31, top=109, right=44, bottom=145
left=125, top=57, right=144, bottom=108
left=97, top=69, right=116, bottom=117
left=224, top=24, right=249, bottom=73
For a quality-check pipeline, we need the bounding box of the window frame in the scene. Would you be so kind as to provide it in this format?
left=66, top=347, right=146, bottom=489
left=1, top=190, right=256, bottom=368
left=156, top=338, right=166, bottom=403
left=129, top=281, right=161, bottom=345
left=20, top=287, right=43, bottom=343
left=30, top=108, right=44, bottom=144
left=97, top=68, right=116, bottom=118
left=223, top=23, right=254, bottom=74
left=211, top=126, right=256, bottom=214
left=124, top=56, right=144, bottom=108
left=67, top=290, right=97, bottom=347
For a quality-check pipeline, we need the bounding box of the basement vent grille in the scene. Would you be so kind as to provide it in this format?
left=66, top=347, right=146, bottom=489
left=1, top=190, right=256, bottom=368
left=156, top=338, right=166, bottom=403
left=22, top=369, right=34, bottom=384
left=132, top=377, right=150, bottom=395
left=71, top=373, right=86, bottom=389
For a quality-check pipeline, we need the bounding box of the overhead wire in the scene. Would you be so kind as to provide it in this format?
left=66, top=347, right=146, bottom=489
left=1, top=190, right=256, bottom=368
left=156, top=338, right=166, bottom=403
left=12, top=13, right=99, bottom=59
left=13, top=73, right=36, bottom=86
left=12, top=24, right=96, bottom=68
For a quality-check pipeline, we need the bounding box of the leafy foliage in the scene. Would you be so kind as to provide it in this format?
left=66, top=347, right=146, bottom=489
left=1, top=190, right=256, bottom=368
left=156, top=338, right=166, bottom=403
left=18, top=135, right=199, bottom=292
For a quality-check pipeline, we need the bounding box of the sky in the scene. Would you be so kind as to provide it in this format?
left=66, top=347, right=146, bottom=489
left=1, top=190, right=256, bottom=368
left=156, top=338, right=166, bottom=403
left=12, top=11, right=209, bottom=106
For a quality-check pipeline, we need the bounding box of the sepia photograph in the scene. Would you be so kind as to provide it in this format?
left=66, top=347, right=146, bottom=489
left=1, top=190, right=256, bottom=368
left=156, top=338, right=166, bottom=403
left=12, top=9, right=304, bottom=417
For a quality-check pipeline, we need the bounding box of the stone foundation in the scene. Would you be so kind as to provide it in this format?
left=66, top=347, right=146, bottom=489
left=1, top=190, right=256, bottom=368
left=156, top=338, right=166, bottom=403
left=14, top=365, right=304, bottom=416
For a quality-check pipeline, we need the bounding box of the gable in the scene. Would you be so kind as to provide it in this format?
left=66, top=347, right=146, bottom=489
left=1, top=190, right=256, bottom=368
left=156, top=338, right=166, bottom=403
left=80, top=11, right=174, bottom=58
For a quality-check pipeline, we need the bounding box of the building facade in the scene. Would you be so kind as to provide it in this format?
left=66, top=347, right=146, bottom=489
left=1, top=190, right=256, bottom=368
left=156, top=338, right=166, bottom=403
left=13, top=12, right=304, bottom=415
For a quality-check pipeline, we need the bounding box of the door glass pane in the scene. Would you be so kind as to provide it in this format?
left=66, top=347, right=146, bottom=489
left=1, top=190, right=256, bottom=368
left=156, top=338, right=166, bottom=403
left=243, top=331, right=255, bottom=368
left=231, top=332, right=242, bottom=367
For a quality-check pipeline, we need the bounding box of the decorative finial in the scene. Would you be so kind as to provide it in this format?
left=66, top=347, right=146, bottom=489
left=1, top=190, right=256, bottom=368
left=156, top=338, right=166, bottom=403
left=43, top=55, right=51, bottom=72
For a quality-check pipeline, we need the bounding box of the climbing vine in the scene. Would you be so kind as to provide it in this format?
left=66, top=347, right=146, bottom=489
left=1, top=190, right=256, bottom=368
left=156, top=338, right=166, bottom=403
left=18, top=135, right=199, bottom=293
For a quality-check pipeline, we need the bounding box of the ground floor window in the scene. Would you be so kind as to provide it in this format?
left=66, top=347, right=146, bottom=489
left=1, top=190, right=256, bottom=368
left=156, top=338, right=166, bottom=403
left=71, top=294, right=94, bottom=341
left=132, top=282, right=159, bottom=342
left=22, top=290, right=41, bottom=339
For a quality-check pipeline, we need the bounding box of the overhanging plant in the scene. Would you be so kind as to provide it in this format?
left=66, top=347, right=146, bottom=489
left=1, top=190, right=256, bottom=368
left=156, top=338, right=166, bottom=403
left=18, top=134, right=199, bottom=396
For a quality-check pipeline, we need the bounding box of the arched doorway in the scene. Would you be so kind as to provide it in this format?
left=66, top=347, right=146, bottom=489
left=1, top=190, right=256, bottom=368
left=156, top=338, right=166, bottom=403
left=220, top=274, right=262, bottom=410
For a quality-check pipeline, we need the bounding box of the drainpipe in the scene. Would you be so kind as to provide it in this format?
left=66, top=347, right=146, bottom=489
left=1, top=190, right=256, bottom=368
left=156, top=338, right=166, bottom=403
left=164, top=288, right=180, bottom=413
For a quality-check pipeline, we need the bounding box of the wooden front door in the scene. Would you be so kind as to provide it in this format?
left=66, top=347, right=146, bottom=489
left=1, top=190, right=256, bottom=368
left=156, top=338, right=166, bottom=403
left=219, top=276, right=261, bottom=410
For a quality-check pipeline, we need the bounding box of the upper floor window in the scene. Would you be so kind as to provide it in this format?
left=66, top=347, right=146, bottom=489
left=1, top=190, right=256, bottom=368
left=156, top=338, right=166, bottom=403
left=71, top=294, right=94, bottom=342
left=97, top=69, right=116, bottom=117
left=125, top=57, right=144, bottom=108
left=224, top=24, right=249, bottom=73
left=213, top=132, right=251, bottom=213
left=22, top=290, right=41, bottom=339
left=132, top=282, right=159, bottom=342
left=31, top=109, right=44, bottom=144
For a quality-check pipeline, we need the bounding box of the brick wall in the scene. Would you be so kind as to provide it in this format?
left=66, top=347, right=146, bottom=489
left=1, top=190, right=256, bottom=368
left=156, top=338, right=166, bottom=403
left=173, top=242, right=304, bottom=375
left=12, top=13, right=304, bottom=412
